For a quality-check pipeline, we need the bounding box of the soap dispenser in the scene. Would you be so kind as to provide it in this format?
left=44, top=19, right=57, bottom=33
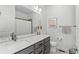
left=37, top=25, right=42, bottom=35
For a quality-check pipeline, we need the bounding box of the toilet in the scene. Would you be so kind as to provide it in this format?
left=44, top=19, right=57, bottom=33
left=50, top=41, right=57, bottom=53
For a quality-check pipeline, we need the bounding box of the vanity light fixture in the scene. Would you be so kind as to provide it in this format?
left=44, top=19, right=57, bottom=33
left=39, top=8, right=42, bottom=12
left=34, top=5, right=39, bottom=10
left=33, top=5, right=42, bottom=14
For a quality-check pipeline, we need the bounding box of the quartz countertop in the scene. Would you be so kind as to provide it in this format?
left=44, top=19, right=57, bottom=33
left=0, top=34, right=49, bottom=54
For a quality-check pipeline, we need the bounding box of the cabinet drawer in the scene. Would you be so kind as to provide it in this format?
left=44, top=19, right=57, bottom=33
left=15, top=45, right=34, bottom=54
left=44, top=37, right=50, bottom=43
left=35, top=46, right=44, bottom=54
left=44, top=41, right=50, bottom=54
left=35, top=40, right=44, bottom=49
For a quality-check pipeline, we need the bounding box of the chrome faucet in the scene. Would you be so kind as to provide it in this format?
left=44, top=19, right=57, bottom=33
left=10, top=32, right=17, bottom=41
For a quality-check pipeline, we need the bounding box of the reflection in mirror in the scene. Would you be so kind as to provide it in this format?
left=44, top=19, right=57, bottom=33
left=15, top=18, right=32, bottom=35
left=15, top=5, right=34, bottom=38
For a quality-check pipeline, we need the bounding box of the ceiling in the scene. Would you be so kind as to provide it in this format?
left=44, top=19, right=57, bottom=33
left=15, top=5, right=33, bottom=14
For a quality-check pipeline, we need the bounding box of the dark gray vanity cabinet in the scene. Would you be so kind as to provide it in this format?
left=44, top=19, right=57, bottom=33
left=34, top=40, right=44, bottom=54
left=15, top=45, right=34, bottom=54
left=15, top=37, right=50, bottom=54
left=35, top=46, right=44, bottom=54
left=34, top=37, right=50, bottom=54
left=44, top=40, right=50, bottom=54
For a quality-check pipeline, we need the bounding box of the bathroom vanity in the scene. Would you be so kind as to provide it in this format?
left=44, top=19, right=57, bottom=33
left=15, top=35, right=50, bottom=54
left=0, top=35, right=50, bottom=54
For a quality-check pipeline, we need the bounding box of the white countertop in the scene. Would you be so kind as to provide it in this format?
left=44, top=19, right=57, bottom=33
left=0, top=34, right=49, bottom=54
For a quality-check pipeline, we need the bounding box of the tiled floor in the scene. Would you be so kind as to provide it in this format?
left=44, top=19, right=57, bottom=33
left=50, top=47, right=69, bottom=54
left=50, top=51, right=68, bottom=54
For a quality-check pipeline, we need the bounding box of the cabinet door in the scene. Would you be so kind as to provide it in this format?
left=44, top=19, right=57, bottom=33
left=35, top=46, right=44, bottom=54
left=44, top=41, right=50, bottom=54
left=44, top=37, right=50, bottom=43
left=35, top=40, right=44, bottom=49
left=15, top=45, right=34, bottom=54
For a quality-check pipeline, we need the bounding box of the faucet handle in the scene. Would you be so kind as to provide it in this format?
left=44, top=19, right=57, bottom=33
left=10, top=32, right=16, bottom=41
left=10, top=32, right=14, bottom=37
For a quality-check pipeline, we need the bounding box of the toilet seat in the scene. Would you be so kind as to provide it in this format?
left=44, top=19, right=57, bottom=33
left=50, top=41, right=57, bottom=47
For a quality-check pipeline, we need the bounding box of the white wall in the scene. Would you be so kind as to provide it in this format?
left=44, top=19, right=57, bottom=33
left=76, top=5, right=79, bottom=53
left=22, top=5, right=47, bottom=34
left=40, top=6, right=47, bottom=34
left=0, top=5, right=15, bottom=38
left=32, top=6, right=47, bottom=34
left=46, top=5, right=76, bottom=52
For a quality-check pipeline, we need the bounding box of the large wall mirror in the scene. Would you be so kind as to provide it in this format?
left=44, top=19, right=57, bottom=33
left=15, top=5, right=34, bottom=36
left=0, top=5, right=40, bottom=43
